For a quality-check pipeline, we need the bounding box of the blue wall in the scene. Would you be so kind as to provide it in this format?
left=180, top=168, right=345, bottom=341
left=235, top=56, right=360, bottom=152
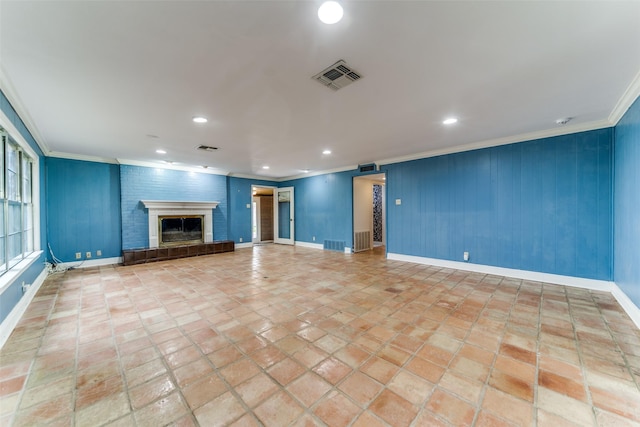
left=281, top=171, right=356, bottom=248
left=45, top=158, right=122, bottom=262
left=383, top=128, right=613, bottom=281
left=120, top=165, right=228, bottom=249
left=0, top=90, right=47, bottom=324
left=614, top=97, right=640, bottom=307
left=227, top=177, right=276, bottom=243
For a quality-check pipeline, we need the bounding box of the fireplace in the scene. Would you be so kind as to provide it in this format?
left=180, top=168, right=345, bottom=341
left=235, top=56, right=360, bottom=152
left=159, top=215, right=204, bottom=246
left=142, top=200, right=219, bottom=248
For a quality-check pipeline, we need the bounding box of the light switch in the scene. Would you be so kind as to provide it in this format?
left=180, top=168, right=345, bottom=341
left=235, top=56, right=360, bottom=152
left=246, top=204, right=251, bottom=209
left=395, top=199, right=402, bottom=205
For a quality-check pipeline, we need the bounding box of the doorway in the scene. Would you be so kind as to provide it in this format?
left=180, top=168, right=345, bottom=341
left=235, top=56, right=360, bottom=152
left=252, top=186, right=275, bottom=244
left=251, top=186, right=295, bottom=246
left=352, top=173, right=386, bottom=254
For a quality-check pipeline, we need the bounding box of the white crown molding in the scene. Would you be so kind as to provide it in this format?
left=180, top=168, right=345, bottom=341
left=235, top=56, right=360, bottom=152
left=49, top=151, right=119, bottom=164
left=227, top=173, right=279, bottom=182
left=609, top=69, right=640, bottom=125
left=0, top=66, right=50, bottom=155
left=376, top=119, right=612, bottom=168
left=279, top=164, right=359, bottom=182
left=116, top=158, right=228, bottom=176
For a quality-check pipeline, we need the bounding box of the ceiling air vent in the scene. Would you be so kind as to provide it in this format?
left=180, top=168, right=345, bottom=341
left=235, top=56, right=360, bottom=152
left=197, top=145, right=218, bottom=152
left=312, top=60, right=362, bottom=91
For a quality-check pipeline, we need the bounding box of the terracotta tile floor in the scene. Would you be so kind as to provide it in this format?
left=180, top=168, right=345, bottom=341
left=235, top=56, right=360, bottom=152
left=2, top=245, right=640, bottom=426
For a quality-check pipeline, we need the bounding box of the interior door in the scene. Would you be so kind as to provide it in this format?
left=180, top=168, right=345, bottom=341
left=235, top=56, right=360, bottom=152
left=274, top=187, right=294, bottom=245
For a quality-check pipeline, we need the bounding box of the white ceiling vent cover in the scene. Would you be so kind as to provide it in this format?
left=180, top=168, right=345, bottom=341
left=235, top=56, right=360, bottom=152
left=312, top=60, right=362, bottom=91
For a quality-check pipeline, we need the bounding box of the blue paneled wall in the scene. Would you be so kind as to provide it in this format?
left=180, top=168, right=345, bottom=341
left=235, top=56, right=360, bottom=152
left=383, top=128, right=613, bottom=281
left=281, top=171, right=355, bottom=247
left=45, top=158, right=122, bottom=262
left=0, top=90, right=47, bottom=324
left=120, top=165, right=228, bottom=249
left=614, top=97, right=640, bottom=306
left=227, top=177, right=276, bottom=243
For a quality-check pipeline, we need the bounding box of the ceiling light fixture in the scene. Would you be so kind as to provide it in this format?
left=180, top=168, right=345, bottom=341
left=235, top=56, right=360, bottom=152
left=262, top=165, right=270, bottom=170
left=318, top=1, right=343, bottom=24
left=192, top=116, right=208, bottom=123
left=155, top=149, right=167, bottom=154
left=443, top=118, right=458, bottom=125
left=322, top=149, right=332, bottom=155
left=302, top=169, right=310, bottom=173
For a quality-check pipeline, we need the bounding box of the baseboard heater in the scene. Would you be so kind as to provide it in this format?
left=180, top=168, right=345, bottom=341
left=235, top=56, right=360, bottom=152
left=353, top=231, right=371, bottom=253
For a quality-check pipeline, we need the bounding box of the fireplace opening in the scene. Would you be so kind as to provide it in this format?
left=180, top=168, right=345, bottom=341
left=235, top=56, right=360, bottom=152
left=159, top=215, right=204, bottom=246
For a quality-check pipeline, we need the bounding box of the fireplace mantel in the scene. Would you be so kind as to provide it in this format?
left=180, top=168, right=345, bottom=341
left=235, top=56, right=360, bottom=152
left=142, top=200, right=220, bottom=248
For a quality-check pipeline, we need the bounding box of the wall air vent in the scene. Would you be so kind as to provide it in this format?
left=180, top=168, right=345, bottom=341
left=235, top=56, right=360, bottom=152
left=197, top=145, right=219, bottom=152
left=358, top=163, right=378, bottom=173
left=312, top=60, right=362, bottom=91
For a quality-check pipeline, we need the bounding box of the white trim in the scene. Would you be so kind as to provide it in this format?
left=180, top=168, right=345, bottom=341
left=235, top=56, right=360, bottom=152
left=279, top=164, right=359, bottom=182
left=235, top=242, right=253, bottom=249
left=387, top=253, right=614, bottom=292
left=0, top=251, right=44, bottom=295
left=295, top=241, right=323, bottom=250
left=274, top=187, right=295, bottom=245
left=0, top=66, right=50, bottom=155
left=377, top=120, right=612, bottom=168
left=611, top=283, right=640, bottom=329
left=0, top=266, right=47, bottom=350
left=141, top=200, right=220, bottom=248
left=609, top=70, right=640, bottom=125
left=48, top=151, right=119, bottom=164
left=229, top=172, right=279, bottom=181
left=117, top=158, right=229, bottom=176
left=58, top=256, right=122, bottom=270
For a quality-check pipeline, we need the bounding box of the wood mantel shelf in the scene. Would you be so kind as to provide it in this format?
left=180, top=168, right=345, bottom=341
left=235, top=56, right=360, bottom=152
left=122, top=240, right=234, bottom=266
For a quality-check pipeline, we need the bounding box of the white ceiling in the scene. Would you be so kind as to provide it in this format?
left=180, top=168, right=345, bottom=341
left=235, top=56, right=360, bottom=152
left=1, top=1, right=639, bottom=179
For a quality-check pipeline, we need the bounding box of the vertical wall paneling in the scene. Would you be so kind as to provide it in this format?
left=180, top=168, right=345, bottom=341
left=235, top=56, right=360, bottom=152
left=228, top=177, right=277, bottom=243
left=46, top=158, right=122, bottom=261
left=614, top=97, right=640, bottom=307
left=0, top=90, right=47, bottom=325
left=384, top=128, right=613, bottom=281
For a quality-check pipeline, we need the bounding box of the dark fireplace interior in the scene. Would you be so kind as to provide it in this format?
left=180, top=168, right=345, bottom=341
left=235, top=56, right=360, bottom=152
left=160, top=216, right=203, bottom=246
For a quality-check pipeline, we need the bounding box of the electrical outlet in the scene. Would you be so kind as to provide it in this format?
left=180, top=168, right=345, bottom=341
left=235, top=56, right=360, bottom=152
left=86, top=251, right=92, bottom=259
left=312, top=236, right=316, bottom=241
left=96, top=250, right=102, bottom=256
left=463, top=251, right=469, bottom=261
left=75, top=252, right=81, bottom=259
left=239, top=237, right=243, bottom=243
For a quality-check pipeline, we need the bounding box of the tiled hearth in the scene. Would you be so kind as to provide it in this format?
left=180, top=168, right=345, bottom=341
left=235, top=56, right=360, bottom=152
left=1, top=245, right=639, bottom=426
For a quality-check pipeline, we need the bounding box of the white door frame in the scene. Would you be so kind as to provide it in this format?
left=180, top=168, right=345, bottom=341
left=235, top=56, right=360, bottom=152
left=274, top=187, right=295, bottom=245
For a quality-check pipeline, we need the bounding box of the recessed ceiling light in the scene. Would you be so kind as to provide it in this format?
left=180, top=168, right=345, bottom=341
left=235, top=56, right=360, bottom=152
left=322, top=149, right=332, bottom=155
left=155, top=149, right=166, bottom=154
left=262, top=165, right=270, bottom=170
left=318, top=1, right=343, bottom=24
left=302, top=169, right=310, bottom=173
left=443, top=118, right=458, bottom=125
left=192, top=116, right=208, bottom=123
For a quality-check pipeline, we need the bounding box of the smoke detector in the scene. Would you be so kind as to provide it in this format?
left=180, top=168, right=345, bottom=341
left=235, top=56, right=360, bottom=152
left=555, top=117, right=573, bottom=126
left=312, top=60, right=362, bottom=91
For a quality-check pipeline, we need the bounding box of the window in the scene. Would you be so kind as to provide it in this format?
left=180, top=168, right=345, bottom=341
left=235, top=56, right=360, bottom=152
left=0, top=131, right=34, bottom=274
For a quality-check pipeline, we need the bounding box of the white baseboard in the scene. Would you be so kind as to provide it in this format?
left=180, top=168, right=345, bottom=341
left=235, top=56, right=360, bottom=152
left=387, top=253, right=640, bottom=329
left=344, top=247, right=352, bottom=254
left=387, top=253, right=614, bottom=292
left=235, top=242, right=254, bottom=249
left=611, top=283, right=640, bottom=329
left=0, top=267, right=48, bottom=349
left=59, top=256, right=123, bottom=269
left=295, top=241, right=323, bottom=250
